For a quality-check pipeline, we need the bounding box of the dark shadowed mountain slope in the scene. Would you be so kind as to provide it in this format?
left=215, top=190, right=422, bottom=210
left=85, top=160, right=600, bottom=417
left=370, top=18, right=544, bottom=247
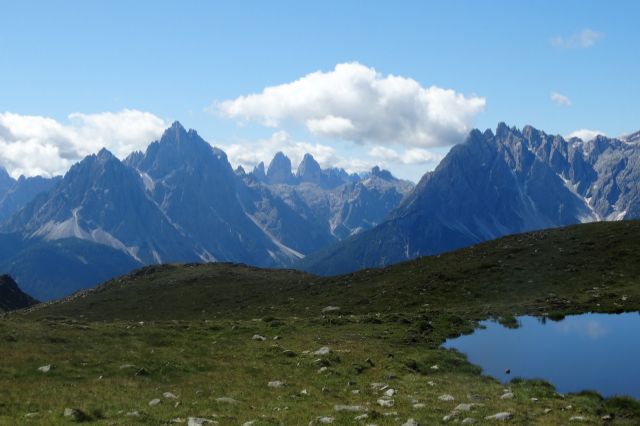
left=300, top=124, right=640, bottom=275
left=0, top=274, right=38, bottom=312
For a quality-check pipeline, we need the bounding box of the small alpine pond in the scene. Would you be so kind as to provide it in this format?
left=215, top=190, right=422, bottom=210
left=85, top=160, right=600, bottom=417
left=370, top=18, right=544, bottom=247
left=443, top=312, right=640, bottom=399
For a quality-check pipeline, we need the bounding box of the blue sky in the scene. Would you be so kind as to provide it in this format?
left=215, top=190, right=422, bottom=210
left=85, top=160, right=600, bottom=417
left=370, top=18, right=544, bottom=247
left=1, top=1, right=638, bottom=181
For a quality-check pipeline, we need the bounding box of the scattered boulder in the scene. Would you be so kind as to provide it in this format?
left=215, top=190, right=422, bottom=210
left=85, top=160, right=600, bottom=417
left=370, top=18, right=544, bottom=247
left=401, top=419, right=419, bottom=426
left=37, top=365, right=53, bottom=373
left=438, top=394, right=455, bottom=402
left=163, top=392, right=178, bottom=399
left=313, top=346, right=331, bottom=356
left=188, top=418, right=216, bottom=426
left=384, top=388, right=396, bottom=397
left=570, top=417, right=587, bottom=422
left=268, top=380, right=285, bottom=388
left=321, top=306, right=340, bottom=313
left=334, top=405, right=365, bottom=412
left=462, top=418, right=477, bottom=424
left=413, top=403, right=426, bottom=409
left=485, top=412, right=513, bottom=421
left=377, top=399, right=394, bottom=408
left=63, top=408, right=88, bottom=422
left=216, top=397, right=239, bottom=404
left=500, top=392, right=514, bottom=400
left=252, top=335, right=267, bottom=341
left=354, top=413, right=369, bottom=421
left=148, top=398, right=161, bottom=407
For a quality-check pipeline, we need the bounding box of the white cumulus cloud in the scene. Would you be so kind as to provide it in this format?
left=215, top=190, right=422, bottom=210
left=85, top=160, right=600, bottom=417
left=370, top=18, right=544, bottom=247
left=550, top=92, right=572, bottom=107
left=214, top=62, right=486, bottom=147
left=551, top=29, right=603, bottom=49
left=0, top=110, right=167, bottom=177
left=566, top=129, right=606, bottom=142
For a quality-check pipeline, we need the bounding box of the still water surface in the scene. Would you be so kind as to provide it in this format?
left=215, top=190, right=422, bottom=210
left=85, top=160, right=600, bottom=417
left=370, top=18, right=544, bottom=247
left=443, top=313, right=640, bottom=398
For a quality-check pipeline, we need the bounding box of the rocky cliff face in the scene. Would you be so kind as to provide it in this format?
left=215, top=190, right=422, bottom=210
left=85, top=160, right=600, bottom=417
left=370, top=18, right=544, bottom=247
left=300, top=123, right=640, bottom=275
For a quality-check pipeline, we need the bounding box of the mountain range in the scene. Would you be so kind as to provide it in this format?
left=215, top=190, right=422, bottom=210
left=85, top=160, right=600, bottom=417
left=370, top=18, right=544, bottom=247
left=300, top=123, right=640, bottom=274
left=1, top=121, right=639, bottom=300
left=0, top=122, right=412, bottom=300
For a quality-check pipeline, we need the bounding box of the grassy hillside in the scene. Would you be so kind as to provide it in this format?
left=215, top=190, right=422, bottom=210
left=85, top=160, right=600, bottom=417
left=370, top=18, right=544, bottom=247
left=1, top=221, right=640, bottom=424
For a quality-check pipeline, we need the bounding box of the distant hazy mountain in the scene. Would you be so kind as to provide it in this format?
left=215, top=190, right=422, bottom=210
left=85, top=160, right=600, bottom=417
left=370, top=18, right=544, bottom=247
left=300, top=123, right=640, bottom=275
left=253, top=152, right=414, bottom=240
left=0, top=175, right=62, bottom=223
left=0, top=122, right=411, bottom=299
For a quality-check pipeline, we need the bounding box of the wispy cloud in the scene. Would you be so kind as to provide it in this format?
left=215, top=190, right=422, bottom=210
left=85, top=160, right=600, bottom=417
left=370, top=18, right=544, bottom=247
left=213, top=62, right=486, bottom=148
left=551, top=29, right=603, bottom=49
left=550, top=91, right=572, bottom=107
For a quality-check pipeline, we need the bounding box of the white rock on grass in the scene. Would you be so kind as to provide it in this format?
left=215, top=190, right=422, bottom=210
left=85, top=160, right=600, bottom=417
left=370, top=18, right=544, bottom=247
left=163, top=392, right=178, bottom=399
left=252, top=334, right=267, bottom=341
left=216, top=397, right=239, bottom=404
left=313, top=346, right=331, bottom=356
left=570, top=417, right=587, bottom=422
left=188, top=418, right=217, bottom=426
left=384, top=388, right=396, bottom=397
left=377, top=399, right=394, bottom=408
left=485, top=412, right=513, bottom=421
left=461, top=418, right=477, bottom=424
left=37, top=365, right=53, bottom=373
left=321, top=306, right=340, bottom=313
left=500, top=392, right=514, bottom=400
left=148, top=398, right=161, bottom=406
left=413, top=403, right=426, bottom=409
left=401, top=419, right=419, bottom=426
left=438, top=394, right=455, bottom=402
left=315, top=416, right=335, bottom=424
left=354, top=413, right=369, bottom=421
left=268, top=380, right=285, bottom=388
left=334, top=405, right=365, bottom=412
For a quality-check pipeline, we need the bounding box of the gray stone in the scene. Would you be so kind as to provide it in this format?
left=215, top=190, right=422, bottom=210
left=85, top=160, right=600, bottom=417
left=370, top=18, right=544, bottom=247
left=438, top=394, right=455, bottom=402
left=63, top=408, right=88, bottom=422
left=216, top=397, right=239, bottom=404
left=252, top=334, right=267, bottom=341
left=377, top=398, right=394, bottom=408
left=163, top=392, right=178, bottom=399
left=148, top=398, right=161, bottom=406
left=37, top=365, right=53, bottom=373
left=268, top=380, right=285, bottom=388
left=334, top=405, right=365, bottom=412
left=485, top=412, right=513, bottom=421
left=313, top=346, right=331, bottom=356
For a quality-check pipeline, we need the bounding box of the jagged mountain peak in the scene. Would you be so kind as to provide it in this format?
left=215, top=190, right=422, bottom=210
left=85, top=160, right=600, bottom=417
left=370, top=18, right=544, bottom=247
left=267, top=152, right=294, bottom=184
left=369, top=166, right=395, bottom=181
left=296, top=153, right=322, bottom=182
